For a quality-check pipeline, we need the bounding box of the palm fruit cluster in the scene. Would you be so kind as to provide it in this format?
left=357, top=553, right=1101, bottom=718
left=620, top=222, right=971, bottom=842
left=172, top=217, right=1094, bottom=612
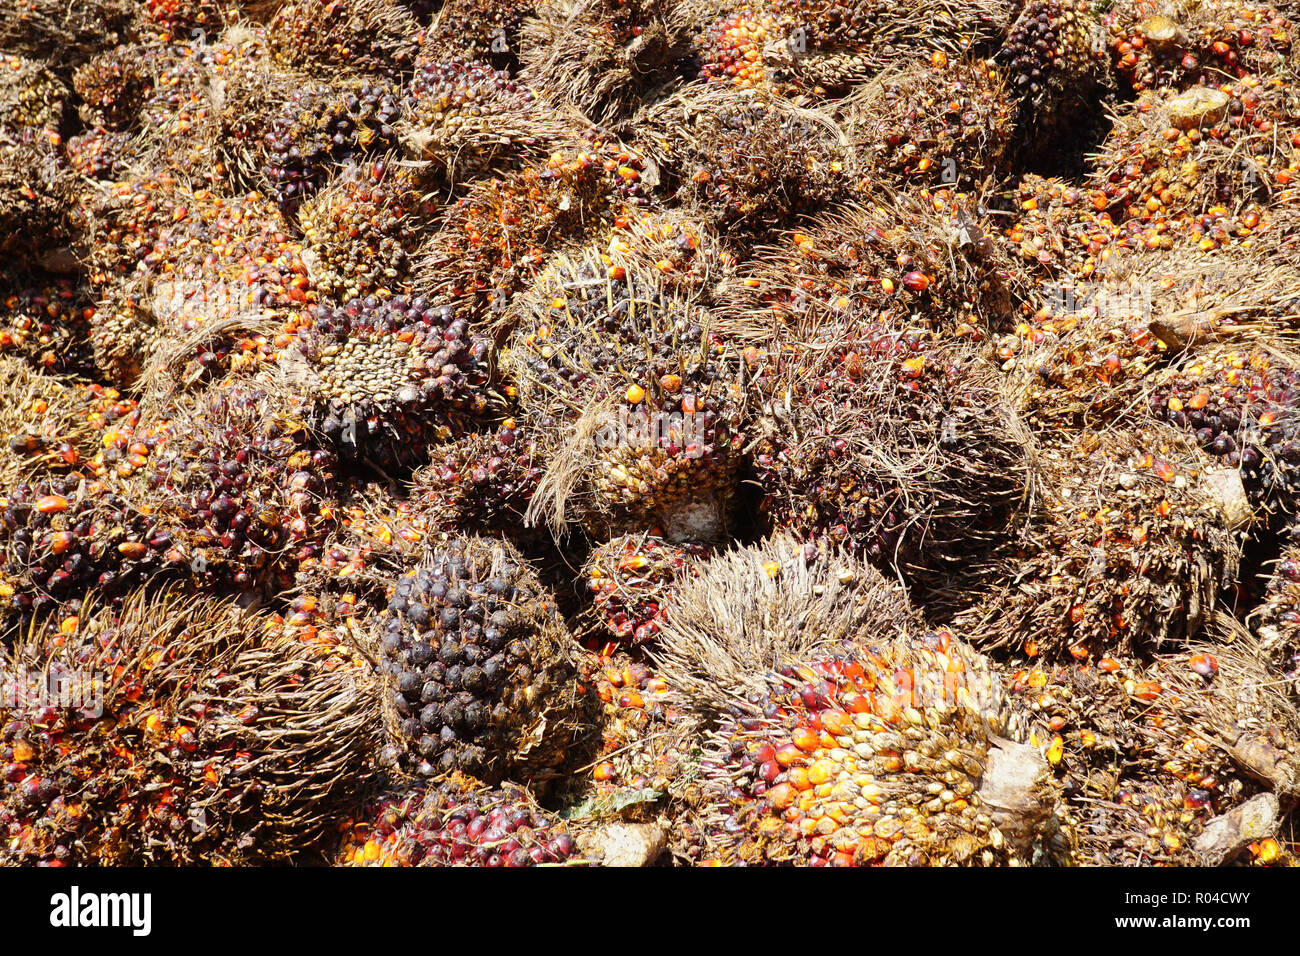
left=400, top=57, right=568, bottom=182
left=1093, top=80, right=1300, bottom=226
left=141, top=384, right=341, bottom=594
left=957, top=426, right=1243, bottom=660
left=1105, top=2, right=1296, bottom=96
left=696, top=10, right=782, bottom=91
left=266, top=0, right=420, bottom=76
left=65, top=126, right=129, bottom=179
left=1253, top=538, right=1300, bottom=691
left=0, top=0, right=135, bottom=64
left=0, top=277, right=96, bottom=378
left=0, top=590, right=379, bottom=865
left=1, top=53, right=67, bottom=130
left=377, top=536, right=579, bottom=781
left=335, top=771, right=581, bottom=866
left=747, top=319, right=1029, bottom=585
left=286, top=295, right=491, bottom=471
left=519, top=0, right=682, bottom=123
left=633, top=85, right=847, bottom=236
left=0, top=129, right=72, bottom=271
left=299, top=160, right=430, bottom=302
left=579, top=653, right=697, bottom=801
left=1148, top=344, right=1300, bottom=516
left=428, top=0, right=536, bottom=69
left=406, top=420, right=545, bottom=541
left=70, top=46, right=156, bottom=130
left=415, top=143, right=627, bottom=313
left=1009, top=628, right=1298, bottom=865
left=137, top=0, right=230, bottom=41
left=998, top=0, right=1105, bottom=111
left=583, top=535, right=710, bottom=648
left=836, top=58, right=1016, bottom=193
left=261, top=78, right=402, bottom=210
left=505, top=248, right=747, bottom=540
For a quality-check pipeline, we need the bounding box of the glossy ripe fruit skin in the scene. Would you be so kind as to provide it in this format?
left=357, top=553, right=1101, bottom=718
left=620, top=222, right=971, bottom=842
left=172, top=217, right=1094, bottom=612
left=377, top=537, right=578, bottom=781
left=336, top=772, right=581, bottom=866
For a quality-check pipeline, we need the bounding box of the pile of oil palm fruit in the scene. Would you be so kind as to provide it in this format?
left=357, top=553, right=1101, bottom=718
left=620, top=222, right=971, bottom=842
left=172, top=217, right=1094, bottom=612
left=4, top=0, right=1300, bottom=867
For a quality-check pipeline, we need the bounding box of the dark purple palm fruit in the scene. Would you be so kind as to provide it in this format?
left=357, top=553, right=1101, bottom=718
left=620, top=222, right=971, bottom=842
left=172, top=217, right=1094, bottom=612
left=377, top=536, right=579, bottom=782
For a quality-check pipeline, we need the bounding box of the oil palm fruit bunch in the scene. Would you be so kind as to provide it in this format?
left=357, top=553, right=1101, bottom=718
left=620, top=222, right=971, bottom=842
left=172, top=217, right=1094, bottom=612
left=266, top=0, right=420, bottom=77
left=406, top=420, right=546, bottom=542
left=415, top=145, right=626, bottom=317
left=137, top=0, right=230, bottom=41
left=377, top=536, right=581, bottom=781
left=428, top=0, right=536, bottom=70
left=72, top=172, right=189, bottom=283
left=284, top=295, right=491, bottom=471
left=0, top=0, right=135, bottom=65
left=723, top=195, right=1021, bottom=337
left=519, top=0, right=684, bottom=124
left=71, top=45, right=157, bottom=130
left=141, top=384, right=341, bottom=594
left=997, top=173, right=1125, bottom=283
left=0, top=130, right=73, bottom=273
left=1, top=54, right=68, bottom=131
left=1009, top=626, right=1298, bottom=865
left=0, top=275, right=96, bottom=378
left=1090, top=80, right=1300, bottom=227
left=65, top=126, right=130, bottom=179
left=583, top=534, right=710, bottom=648
left=632, top=84, right=847, bottom=237
left=748, top=324, right=1030, bottom=585
left=580, top=652, right=697, bottom=800
left=696, top=9, right=783, bottom=91
left=0, top=357, right=115, bottom=490
left=1149, top=344, right=1300, bottom=516
left=262, top=77, right=402, bottom=210
left=505, top=248, right=747, bottom=541
left=0, top=590, right=380, bottom=865
left=335, top=772, right=581, bottom=866
left=399, top=57, right=571, bottom=182
left=652, top=538, right=1063, bottom=866
left=998, top=0, right=1106, bottom=113
left=1105, top=2, right=1296, bottom=96
left=299, top=159, right=431, bottom=302
left=956, top=425, right=1243, bottom=660
left=836, top=57, right=1016, bottom=193
left=1253, top=538, right=1300, bottom=692
left=0, top=470, right=168, bottom=625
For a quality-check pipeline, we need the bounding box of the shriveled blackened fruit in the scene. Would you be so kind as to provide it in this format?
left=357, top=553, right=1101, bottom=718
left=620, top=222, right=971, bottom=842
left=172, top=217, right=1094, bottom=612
left=0, top=275, right=96, bottom=379
left=583, top=535, right=709, bottom=648
left=378, top=536, right=578, bottom=782
left=0, top=590, right=380, bottom=865
left=427, top=0, right=535, bottom=70
left=1150, top=345, right=1300, bottom=516
left=143, top=385, right=340, bottom=594
left=519, top=0, right=682, bottom=124
left=299, top=160, right=431, bottom=302
left=286, top=296, right=491, bottom=471
left=632, top=84, right=847, bottom=236
left=336, top=772, right=581, bottom=866
left=266, top=0, right=420, bottom=76
left=836, top=58, right=1016, bottom=193
left=71, top=45, right=156, bottom=129
left=0, top=54, right=68, bottom=131
left=263, top=78, right=401, bottom=210
left=407, top=419, right=545, bottom=542
left=506, top=249, right=747, bottom=540
left=956, top=427, right=1242, bottom=660
left=998, top=0, right=1105, bottom=110
left=400, top=57, right=568, bottom=181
